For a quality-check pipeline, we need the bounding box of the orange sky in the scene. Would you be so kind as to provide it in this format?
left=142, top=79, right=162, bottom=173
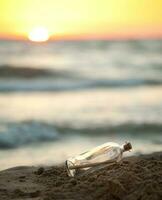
left=0, top=0, right=162, bottom=40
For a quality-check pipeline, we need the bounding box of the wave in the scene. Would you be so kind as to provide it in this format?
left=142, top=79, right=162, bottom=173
left=55, top=122, right=162, bottom=134
left=0, top=78, right=162, bottom=92
left=0, top=121, right=162, bottom=149
left=0, top=65, right=53, bottom=78
left=0, top=65, right=74, bottom=79
left=0, top=121, right=58, bottom=149
left=0, top=64, right=162, bottom=92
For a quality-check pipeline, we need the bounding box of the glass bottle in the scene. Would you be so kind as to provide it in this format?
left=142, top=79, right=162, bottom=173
left=66, top=142, right=132, bottom=177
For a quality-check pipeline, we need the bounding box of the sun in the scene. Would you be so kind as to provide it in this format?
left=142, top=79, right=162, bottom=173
left=28, top=27, right=49, bottom=42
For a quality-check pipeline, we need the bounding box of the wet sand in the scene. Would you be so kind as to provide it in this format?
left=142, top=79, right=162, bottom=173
left=0, top=152, right=162, bottom=200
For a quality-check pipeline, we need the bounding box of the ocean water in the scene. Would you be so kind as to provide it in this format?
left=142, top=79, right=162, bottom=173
left=0, top=39, right=162, bottom=170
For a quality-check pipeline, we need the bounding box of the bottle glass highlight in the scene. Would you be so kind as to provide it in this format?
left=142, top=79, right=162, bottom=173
left=66, top=142, right=132, bottom=177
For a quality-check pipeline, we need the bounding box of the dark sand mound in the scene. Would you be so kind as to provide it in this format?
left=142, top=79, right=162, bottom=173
left=0, top=153, right=162, bottom=200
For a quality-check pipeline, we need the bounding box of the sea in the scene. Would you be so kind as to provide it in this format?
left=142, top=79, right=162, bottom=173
left=0, top=39, right=162, bottom=170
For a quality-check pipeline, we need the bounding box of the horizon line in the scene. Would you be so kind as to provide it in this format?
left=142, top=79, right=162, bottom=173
left=1, top=32, right=162, bottom=42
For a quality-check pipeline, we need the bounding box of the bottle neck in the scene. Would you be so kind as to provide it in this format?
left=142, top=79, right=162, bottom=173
left=122, top=148, right=127, bottom=153
left=121, top=147, right=126, bottom=153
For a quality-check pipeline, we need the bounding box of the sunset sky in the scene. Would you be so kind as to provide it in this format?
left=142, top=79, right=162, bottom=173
left=0, top=0, right=162, bottom=40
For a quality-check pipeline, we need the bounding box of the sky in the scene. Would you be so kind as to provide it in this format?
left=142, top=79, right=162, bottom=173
left=0, top=0, right=162, bottom=40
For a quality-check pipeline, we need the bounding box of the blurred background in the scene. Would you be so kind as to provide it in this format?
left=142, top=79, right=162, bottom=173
left=0, top=0, right=162, bottom=170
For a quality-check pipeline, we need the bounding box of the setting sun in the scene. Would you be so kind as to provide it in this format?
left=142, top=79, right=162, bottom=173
left=0, top=0, right=162, bottom=40
left=28, top=27, right=49, bottom=42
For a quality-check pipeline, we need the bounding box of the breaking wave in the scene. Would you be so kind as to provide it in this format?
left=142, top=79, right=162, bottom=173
left=0, top=78, right=162, bottom=92
left=0, top=121, right=58, bottom=149
left=0, top=120, right=162, bottom=149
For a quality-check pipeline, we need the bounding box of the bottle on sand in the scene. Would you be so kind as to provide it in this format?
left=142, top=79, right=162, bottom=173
left=66, top=142, right=132, bottom=177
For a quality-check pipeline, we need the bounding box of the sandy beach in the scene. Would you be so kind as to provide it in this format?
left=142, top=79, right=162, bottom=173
left=0, top=152, right=161, bottom=200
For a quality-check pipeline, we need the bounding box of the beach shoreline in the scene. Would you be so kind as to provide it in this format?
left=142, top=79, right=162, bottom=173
left=0, top=152, right=161, bottom=200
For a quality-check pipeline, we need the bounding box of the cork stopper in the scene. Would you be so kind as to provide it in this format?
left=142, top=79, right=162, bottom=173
left=123, top=142, right=132, bottom=152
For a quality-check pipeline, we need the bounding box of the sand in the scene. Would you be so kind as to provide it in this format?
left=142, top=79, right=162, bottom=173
left=0, top=152, right=162, bottom=200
